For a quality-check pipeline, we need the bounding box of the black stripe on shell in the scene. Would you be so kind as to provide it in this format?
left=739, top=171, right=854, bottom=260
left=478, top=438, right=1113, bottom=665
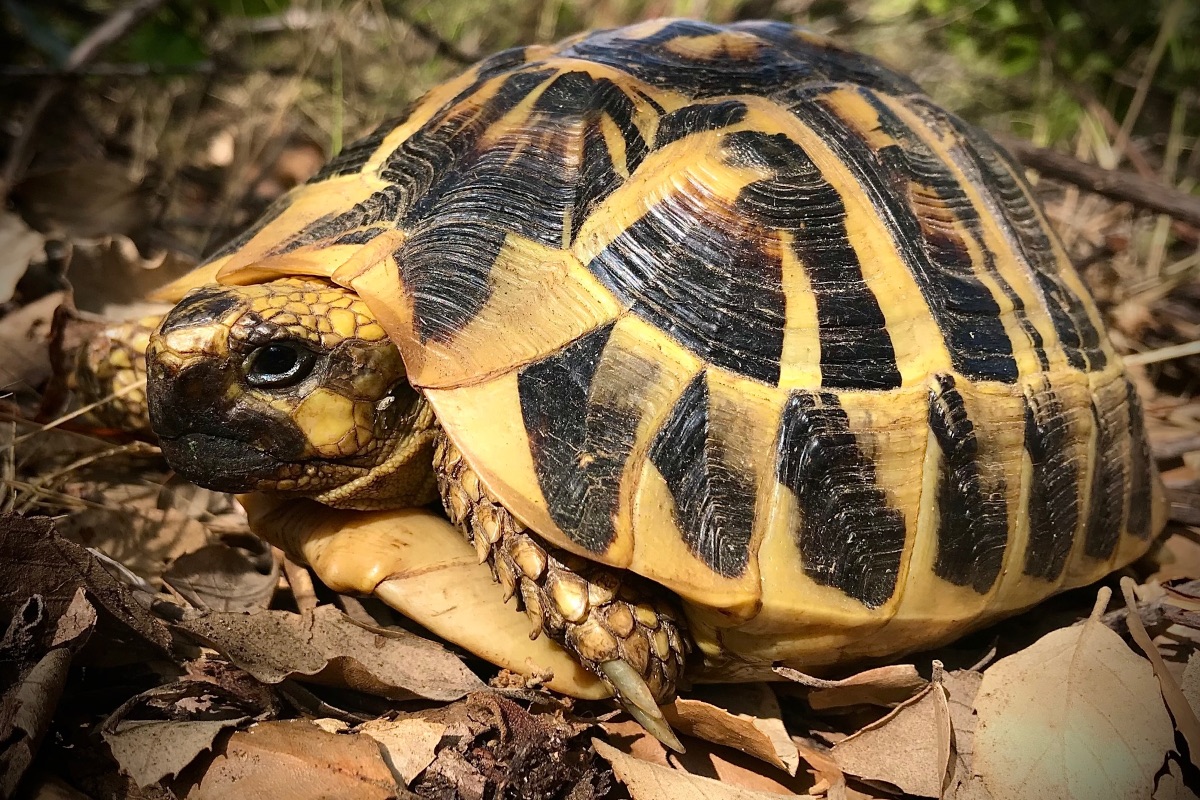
left=273, top=186, right=405, bottom=256
left=787, top=88, right=1020, bottom=384
left=776, top=391, right=906, bottom=608
left=272, top=68, right=554, bottom=260
left=1083, top=394, right=1127, bottom=559
left=1022, top=384, right=1080, bottom=581
left=920, top=99, right=1107, bottom=373
left=654, top=100, right=748, bottom=149
left=586, top=180, right=787, bottom=385
left=868, top=94, right=1051, bottom=373
left=389, top=68, right=556, bottom=220
left=928, top=374, right=1007, bottom=593
left=726, top=20, right=923, bottom=96
left=530, top=70, right=648, bottom=240
left=1125, top=379, right=1153, bottom=539
left=725, top=130, right=901, bottom=390
left=517, top=324, right=634, bottom=553
left=397, top=69, right=652, bottom=343
left=648, top=372, right=756, bottom=578
left=561, top=20, right=797, bottom=98
left=561, top=20, right=919, bottom=99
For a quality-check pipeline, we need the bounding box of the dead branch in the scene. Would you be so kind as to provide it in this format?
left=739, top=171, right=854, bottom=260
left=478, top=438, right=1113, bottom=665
left=0, top=0, right=169, bottom=201
left=996, top=133, right=1200, bottom=228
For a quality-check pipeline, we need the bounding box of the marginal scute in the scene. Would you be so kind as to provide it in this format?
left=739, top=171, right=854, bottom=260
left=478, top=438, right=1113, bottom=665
left=1021, top=379, right=1083, bottom=582
left=927, top=374, right=1008, bottom=593
left=647, top=371, right=756, bottom=579
left=775, top=391, right=907, bottom=609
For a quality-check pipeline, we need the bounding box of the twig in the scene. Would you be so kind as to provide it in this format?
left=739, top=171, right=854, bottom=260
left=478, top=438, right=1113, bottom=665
left=1153, top=433, right=1200, bottom=463
left=1124, top=339, right=1200, bottom=366
left=996, top=133, right=1200, bottom=228
left=0, top=62, right=217, bottom=79
left=1, top=0, right=169, bottom=200
left=388, top=4, right=480, bottom=65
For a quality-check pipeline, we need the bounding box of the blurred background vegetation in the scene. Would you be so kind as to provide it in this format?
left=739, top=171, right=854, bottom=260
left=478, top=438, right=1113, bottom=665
left=0, top=0, right=1198, bottom=385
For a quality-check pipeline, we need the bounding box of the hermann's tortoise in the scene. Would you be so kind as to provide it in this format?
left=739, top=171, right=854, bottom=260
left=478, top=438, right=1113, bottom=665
left=95, top=19, right=1165, bottom=748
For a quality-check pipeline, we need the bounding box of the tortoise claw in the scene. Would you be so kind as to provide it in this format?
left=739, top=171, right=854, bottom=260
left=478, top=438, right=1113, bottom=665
left=600, top=659, right=685, bottom=753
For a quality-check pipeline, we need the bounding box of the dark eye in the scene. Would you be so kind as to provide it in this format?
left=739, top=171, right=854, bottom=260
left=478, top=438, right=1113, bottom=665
left=244, top=342, right=315, bottom=388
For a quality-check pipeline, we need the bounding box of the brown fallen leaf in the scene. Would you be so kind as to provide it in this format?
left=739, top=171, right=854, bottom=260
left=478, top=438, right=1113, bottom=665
left=184, top=720, right=410, bottom=800
left=11, top=163, right=150, bottom=240
left=0, top=210, right=44, bottom=304
left=0, top=589, right=97, bottom=798
left=663, top=684, right=800, bottom=774
left=58, top=485, right=212, bottom=588
left=357, top=718, right=446, bottom=786
left=104, top=718, right=249, bottom=788
left=1180, top=653, right=1200, bottom=714
left=602, top=719, right=815, bottom=796
left=0, top=514, right=173, bottom=662
left=0, top=292, right=64, bottom=394
left=941, top=670, right=987, bottom=800
left=63, top=236, right=196, bottom=315
left=972, top=588, right=1174, bottom=800
left=775, top=664, right=927, bottom=710
left=1121, top=577, right=1200, bottom=771
left=830, top=676, right=951, bottom=798
left=593, top=738, right=817, bottom=800
left=177, top=605, right=484, bottom=701
left=164, top=534, right=279, bottom=613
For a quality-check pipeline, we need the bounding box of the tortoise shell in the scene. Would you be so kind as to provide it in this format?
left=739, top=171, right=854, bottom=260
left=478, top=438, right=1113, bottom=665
left=174, top=19, right=1164, bottom=667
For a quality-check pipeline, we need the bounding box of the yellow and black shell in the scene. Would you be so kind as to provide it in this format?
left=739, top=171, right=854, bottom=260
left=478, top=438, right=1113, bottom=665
left=183, top=19, right=1165, bottom=668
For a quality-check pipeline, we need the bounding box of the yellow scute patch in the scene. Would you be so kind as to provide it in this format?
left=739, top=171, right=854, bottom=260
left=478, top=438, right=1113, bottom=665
left=293, top=389, right=357, bottom=454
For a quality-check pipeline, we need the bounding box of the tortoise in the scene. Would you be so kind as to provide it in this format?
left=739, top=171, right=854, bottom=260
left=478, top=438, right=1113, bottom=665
left=96, top=18, right=1165, bottom=748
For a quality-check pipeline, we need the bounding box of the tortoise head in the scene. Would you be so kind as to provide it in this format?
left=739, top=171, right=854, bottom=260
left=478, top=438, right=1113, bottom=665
left=146, top=278, right=439, bottom=510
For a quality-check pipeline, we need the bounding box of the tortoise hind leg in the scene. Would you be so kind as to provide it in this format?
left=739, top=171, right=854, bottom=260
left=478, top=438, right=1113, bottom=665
left=434, top=432, right=688, bottom=750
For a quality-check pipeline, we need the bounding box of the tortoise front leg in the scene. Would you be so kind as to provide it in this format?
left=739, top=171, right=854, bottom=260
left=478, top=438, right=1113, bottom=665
left=434, top=433, right=688, bottom=751
left=240, top=494, right=610, bottom=698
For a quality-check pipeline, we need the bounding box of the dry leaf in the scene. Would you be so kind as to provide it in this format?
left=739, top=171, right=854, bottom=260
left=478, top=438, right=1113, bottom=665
left=164, top=535, right=279, bottom=612
left=831, top=680, right=951, bottom=798
left=178, top=605, right=484, bottom=701
left=64, top=236, right=195, bottom=315
left=972, top=589, right=1174, bottom=800
left=186, top=720, right=407, bottom=800
left=0, top=515, right=173, bottom=660
left=11, top=163, right=149, bottom=239
left=0, top=211, right=44, bottom=301
left=1181, top=653, right=1200, bottom=715
left=104, top=718, right=248, bottom=787
left=663, top=684, right=800, bottom=774
left=602, top=718, right=814, bottom=796
left=1121, top=577, right=1200, bottom=771
left=775, top=664, right=927, bottom=709
left=0, top=644, right=73, bottom=797
left=58, top=486, right=211, bottom=588
left=0, top=292, right=63, bottom=393
left=358, top=718, right=446, bottom=786
left=593, top=738, right=816, bottom=800
left=1152, top=759, right=1193, bottom=800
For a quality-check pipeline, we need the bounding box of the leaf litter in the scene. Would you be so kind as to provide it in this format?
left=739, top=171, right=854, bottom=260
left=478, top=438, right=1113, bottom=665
left=1, top=8, right=1199, bottom=800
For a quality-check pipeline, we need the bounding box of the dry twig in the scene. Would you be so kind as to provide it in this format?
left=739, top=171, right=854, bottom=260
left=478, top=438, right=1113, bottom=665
left=997, top=133, right=1200, bottom=228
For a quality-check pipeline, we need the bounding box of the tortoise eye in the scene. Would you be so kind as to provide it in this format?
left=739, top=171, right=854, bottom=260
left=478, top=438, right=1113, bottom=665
left=244, top=342, right=315, bottom=388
